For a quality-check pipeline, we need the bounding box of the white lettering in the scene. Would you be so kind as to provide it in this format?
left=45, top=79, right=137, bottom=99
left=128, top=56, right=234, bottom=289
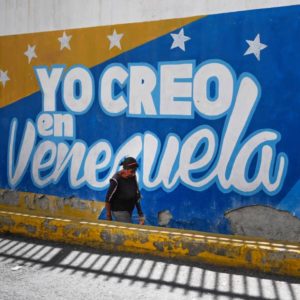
left=129, top=65, right=157, bottom=116
left=160, top=63, right=192, bottom=116
left=193, top=62, right=234, bottom=118
left=100, top=65, right=128, bottom=115
left=63, top=66, right=94, bottom=114
left=34, top=66, right=64, bottom=112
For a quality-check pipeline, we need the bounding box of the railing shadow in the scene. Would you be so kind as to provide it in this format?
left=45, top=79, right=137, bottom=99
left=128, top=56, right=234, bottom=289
left=0, top=233, right=299, bottom=300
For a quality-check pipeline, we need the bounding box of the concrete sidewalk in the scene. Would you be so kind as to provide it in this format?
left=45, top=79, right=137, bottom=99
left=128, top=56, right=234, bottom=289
left=0, top=208, right=299, bottom=278
left=1, top=234, right=299, bottom=300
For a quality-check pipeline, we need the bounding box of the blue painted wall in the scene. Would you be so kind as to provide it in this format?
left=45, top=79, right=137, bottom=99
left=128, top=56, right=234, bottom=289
left=1, top=6, right=300, bottom=233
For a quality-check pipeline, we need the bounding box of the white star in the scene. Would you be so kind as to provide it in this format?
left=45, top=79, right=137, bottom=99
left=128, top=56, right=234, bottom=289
left=58, top=31, right=72, bottom=50
left=107, top=29, right=124, bottom=50
left=24, top=45, right=37, bottom=63
left=0, top=70, right=10, bottom=87
left=170, top=28, right=191, bottom=51
left=244, top=34, right=267, bottom=61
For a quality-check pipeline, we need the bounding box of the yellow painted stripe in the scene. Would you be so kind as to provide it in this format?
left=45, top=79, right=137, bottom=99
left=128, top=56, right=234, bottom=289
left=0, top=209, right=299, bottom=277
left=0, top=16, right=202, bottom=108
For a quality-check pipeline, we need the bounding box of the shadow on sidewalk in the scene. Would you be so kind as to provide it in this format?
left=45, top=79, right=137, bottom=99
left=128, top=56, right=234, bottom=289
left=0, top=233, right=299, bottom=300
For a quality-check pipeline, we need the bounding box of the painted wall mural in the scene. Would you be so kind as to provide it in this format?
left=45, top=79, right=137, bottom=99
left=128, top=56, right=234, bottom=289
left=0, top=6, right=300, bottom=233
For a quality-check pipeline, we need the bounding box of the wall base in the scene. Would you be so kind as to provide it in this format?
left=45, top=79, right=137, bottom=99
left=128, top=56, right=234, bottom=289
left=0, top=209, right=299, bottom=278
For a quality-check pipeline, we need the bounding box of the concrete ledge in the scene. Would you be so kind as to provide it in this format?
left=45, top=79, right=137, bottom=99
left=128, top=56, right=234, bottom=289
left=0, top=189, right=105, bottom=221
left=0, top=209, right=299, bottom=277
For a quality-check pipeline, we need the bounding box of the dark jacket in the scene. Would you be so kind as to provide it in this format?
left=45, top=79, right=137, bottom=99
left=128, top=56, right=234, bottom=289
left=105, top=172, right=143, bottom=216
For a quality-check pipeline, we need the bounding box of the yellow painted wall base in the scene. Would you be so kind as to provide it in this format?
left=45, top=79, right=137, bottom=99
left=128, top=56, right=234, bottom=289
left=0, top=209, right=299, bottom=278
left=0, top=189, right=105, bottom=221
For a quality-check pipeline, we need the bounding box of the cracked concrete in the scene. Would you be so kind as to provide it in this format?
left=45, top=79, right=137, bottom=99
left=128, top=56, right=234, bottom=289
left=0, top=216, right=15, bottom=227
left=100, top=230, right=126, bottom=245
left=157, top=210, right=173, bottom=226
left=225, top=205, right=300, bottom=243
left=43, top=220, right=58, bottom=232
left=0, top=190, right=19, bottom=206
left=0, top=189, right=105, bottom=221
left=19, top=223, right=37, bottom=234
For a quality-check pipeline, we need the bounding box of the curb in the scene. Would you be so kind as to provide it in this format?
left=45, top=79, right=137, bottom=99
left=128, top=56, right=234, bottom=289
left=0, top=209, right=299, bottom=277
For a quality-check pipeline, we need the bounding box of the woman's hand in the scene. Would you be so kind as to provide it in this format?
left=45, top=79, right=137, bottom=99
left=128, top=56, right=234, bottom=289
left=139, top=216, right=145, bottom=225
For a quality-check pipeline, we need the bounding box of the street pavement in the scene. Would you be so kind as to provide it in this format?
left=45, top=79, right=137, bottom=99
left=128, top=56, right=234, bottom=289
left=0, top=234, right=299, bottom=300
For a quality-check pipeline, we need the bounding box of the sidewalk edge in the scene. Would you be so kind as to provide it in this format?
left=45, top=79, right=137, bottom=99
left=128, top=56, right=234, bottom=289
left=0, top=210, right=299, bottom=277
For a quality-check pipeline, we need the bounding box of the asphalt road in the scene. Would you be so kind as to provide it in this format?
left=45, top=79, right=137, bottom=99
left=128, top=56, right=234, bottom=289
left=0, top=234, right=299, bottom=300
